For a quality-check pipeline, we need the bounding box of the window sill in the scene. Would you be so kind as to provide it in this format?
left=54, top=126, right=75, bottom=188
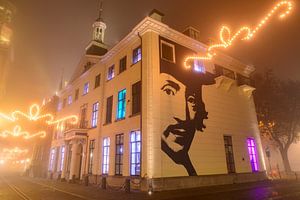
left=129, top=112, right=141, bottom=118
left=103, top=122, right=112, bottom=126
left=131, top=60, right=141, bottom=67
left=115, top=118, right=126, bottom=122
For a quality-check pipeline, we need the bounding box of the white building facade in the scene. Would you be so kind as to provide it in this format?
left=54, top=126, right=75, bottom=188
left=49, top=11, right=266, bottom=191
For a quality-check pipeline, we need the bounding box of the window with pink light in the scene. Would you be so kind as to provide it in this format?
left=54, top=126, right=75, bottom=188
left=247, top=138, right=259, bottom=172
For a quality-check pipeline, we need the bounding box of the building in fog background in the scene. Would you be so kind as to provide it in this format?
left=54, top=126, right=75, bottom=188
left=0, top=0, right=15, bottom=100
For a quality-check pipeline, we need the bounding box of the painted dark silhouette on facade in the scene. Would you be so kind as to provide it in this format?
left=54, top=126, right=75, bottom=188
left=160, top=37, right=216, bottom=176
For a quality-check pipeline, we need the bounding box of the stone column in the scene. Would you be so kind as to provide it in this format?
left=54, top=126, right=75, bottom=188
left=69, top=142, right=79, bottom=181
left=61, top=142, right=68, bottom=180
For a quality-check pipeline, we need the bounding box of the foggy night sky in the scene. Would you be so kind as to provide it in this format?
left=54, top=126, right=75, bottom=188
left=0, top=0, right=299, bottom=112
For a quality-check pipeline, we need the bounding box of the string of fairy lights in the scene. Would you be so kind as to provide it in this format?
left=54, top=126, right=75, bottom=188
left=184, top=0, right=294, bottom=69
left=0, top=104, right=79, bottom=165
left=0, top=104, right=78, bottom=139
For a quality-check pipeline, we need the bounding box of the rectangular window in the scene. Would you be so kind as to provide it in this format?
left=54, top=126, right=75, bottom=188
left=223, top=136, right=236, bottom=173
left=91, top=102, right=99, bottom=128
left=161, top=40, right=175, bottom=63
left=193, top=59, right=206, bottom=73
left=83, top=82, right=89, bottom=95
left=132, top=46, right=141, bottom=64
left=88, top=140, right=95, bottom=174
left=130, top=130, right=141, bottom=176
left=95, top=74, right=101, bottom=88
left=62, top=98, right=67, bottom=108
left=68, top=95, right=72, bottom=105
left=115, top=134, right=124, bottom=175
left=60, top=146, right=65, bottom=171
left=105, top=96, right=113, bottom=124
left=107, top=65, right=115, bottom=80
left=247, top=138, right=259, bottom=172
left=49, top=148, right=56, bottom=171
left=102, top=137, right=110, bottom=174
left=132, top=81, right=141, bottom=115
left=117, top=89, right=126, bottom=120
left=57, top=102, right=62, bottom=111
left=119, top=56, right=127, bottom=74
left=75, top=89, right=79, bottom=101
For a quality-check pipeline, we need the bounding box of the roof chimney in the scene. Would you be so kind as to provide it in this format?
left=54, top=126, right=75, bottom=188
left=183, top=26, right=200, bottom=41
left=148, top=9, right=164, bottom=22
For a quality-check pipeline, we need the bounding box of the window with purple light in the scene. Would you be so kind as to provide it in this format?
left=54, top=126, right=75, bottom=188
left=247, top=138, right=259, bottom=172
left=193, top=59, right=205, bottom=73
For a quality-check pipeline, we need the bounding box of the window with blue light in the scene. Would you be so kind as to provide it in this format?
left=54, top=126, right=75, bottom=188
left=107, top=65, right=115, bottom=80
left=193, top=59, right=206, bottom=73
left=91, top=102, right=99, bottom=128
left=83, top=82, right=89, bottom=95
left=132, top=46, right=141, bottom=64
left=102, top=137, right=110, bottom=174
left=117, top=89, right=126, bottom=120
left=130, top=130, right=141, bottom=176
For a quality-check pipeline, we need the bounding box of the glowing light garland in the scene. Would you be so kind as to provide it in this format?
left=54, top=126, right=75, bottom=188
left=2, top=147, right=28, bottom=154
left=0, top=125, right=46, bottom=139
left=184, top=0, right=293, bottom=69
left=0, top=104, right=78, bottom=126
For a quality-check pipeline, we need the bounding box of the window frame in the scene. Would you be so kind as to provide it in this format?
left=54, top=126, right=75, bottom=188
left=115, top=134, right=124, bottom=175
left=91, top=102, right=99, bottom=128
left=68, top=95, right=72, bottom=105
left=105, top=96, right=113, bottom=124
left=160, top=40, right=176, bottom=63
left=75, top=88, right=79, bottom=101
left=102, top=137, right=110, bottom=175
left=223, top=135, right=236, bottom=173
left=119, top=56, right=127, bottom=74
left=88, top=140, right=95, bottom=174
left=94, top=74, right=101, bottom=89
left=83, top=82, right=89, bottom=95
left=107, top=65, right=115, bottom=81
left=132, top=81, right=141, bottom=115
left=117, top=89, right=126, bottom=120
left=130, top=130, right=141, bottom=176
left=132, top=46, right=142, bottom=64
left=60, top=146, right=65, bottom=171
left=247, top=138, right=259, bottom=172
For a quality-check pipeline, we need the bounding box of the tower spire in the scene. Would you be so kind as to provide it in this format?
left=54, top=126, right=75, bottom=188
left=97, top=1, right=103, bottom=22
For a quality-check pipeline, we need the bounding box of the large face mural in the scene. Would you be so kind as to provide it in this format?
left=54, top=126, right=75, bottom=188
left=160, top=37, right=216, bottom=176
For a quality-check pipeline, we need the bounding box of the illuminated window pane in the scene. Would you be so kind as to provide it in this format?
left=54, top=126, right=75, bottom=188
left=102, top=137, right=110, bottom=174
left=130, top=130, right=141, bottom=176
left=132, top=46, right=141, bottom=64
left=117, top=89, right=126, bottom=120
left=247, top=138, right=259, bottom=172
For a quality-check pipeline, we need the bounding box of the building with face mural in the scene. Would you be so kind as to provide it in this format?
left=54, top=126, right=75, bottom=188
left=49, top=10, right=266, bottom=191
left=0, top=0, right=15, bottom=100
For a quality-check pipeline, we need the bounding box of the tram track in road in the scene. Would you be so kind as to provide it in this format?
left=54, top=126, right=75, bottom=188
left=0, top=176, right=33, bottom=200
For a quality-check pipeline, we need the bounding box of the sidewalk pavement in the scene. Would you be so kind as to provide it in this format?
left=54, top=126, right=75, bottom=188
left=22, top=177, right=299, bottom=200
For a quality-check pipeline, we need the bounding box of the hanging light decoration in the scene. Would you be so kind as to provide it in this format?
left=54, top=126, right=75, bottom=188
left=184, top=0, right=294, bottom=69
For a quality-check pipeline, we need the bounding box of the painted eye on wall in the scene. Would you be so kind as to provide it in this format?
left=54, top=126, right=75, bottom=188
left=162, top=86, right=176, bottom=96
left=187, top=96, right=195, bottom=104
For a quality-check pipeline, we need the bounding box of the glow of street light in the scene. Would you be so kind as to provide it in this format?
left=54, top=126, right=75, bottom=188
left=184, top=0, right=294, bottom=69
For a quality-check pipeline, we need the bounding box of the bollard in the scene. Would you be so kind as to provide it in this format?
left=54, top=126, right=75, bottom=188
left=125, top=178, right=130, bottom=193
left=101, top=177, right=107, bottom=189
